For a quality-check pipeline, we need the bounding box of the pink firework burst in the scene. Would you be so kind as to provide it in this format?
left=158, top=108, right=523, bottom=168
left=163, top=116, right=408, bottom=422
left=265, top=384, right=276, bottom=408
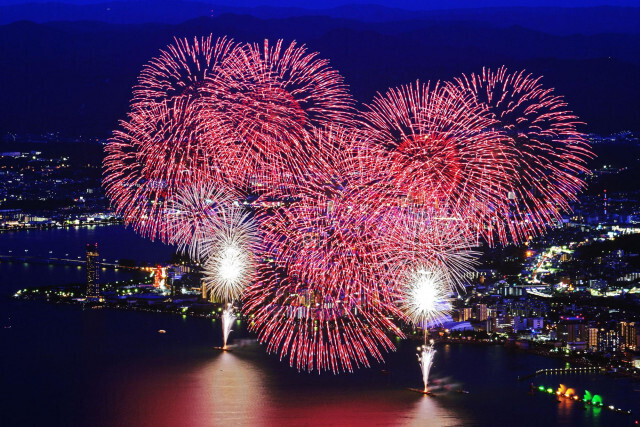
left=449, top=67, right=593, bottom=244
left=358, top=81, right=516, bottom=244
left=133, top=35, right=237, bottom=105
left=103, top=97, right=221, bottom=241
left=242, top=126, right=406, bottom=373
left=243, top=262, right=404, bottom=374
left=206, top=39, right=355, bottom=189
left=259, top=126, right=400, bottom=299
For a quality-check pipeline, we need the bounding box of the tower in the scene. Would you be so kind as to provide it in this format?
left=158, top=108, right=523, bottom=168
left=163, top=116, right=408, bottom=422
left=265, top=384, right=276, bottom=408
left=86, top=243, right=100, bottom=300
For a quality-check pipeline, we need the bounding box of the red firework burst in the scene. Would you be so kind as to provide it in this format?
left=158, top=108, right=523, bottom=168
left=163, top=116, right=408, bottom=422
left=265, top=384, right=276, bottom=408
left=243, top=262, right=404, bottom=373
left=449, top=67, right=592, bottom=244
left=258, top=126, right=400, bottom=298
left=205, top=39, right=355, bottom=188
left=104, top=97, right=221, bottom=240
left=133, top=35, right=237, bottom=105
left=241, top=126, right=406, bottom=372
left=358, top=81, right=515, bottom=244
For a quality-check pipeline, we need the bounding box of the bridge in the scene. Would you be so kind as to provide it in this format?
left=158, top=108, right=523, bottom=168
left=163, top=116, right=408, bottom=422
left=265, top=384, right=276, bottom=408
left=0, top=254, right=143, bottom=270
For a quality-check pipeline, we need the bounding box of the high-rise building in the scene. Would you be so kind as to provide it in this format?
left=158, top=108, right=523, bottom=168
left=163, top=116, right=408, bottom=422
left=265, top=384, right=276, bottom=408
left=588, top=327, right=599, bottom=350
left=529, top=317, right=544, bottom=330
left=486, top=317, right=497, bottom=333
left=620, top=322, right=638, bottom=350
left=477, top=304, right=488, bottom=321
left=558, top=321, right=586, bottom=344
left=460, top=307, right=473, bottom=322
left=513, top=316, right=527, bottom=333
left=598, top=330, right=621, bottom=353
left=85, top=243, right=100, bottom=300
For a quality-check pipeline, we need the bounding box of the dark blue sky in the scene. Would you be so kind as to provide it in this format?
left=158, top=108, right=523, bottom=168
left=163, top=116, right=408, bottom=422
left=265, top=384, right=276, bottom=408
left=0, top=0, right=638, bottom=7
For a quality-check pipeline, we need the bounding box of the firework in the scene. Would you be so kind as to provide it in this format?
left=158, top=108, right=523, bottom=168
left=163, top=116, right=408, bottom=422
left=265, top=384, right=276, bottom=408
left=418, top=343, right=436, bottom=393
left=105, top=32, right=592, bottom=375
left=383, top=206, right=477, bottom=287
left=103, top=97, right=220, bottom=241
left=398, top=265, right=454, bottom=328
left=221, top=304, right=236, bottom=350
left=258, top=126, right=399, bottom=297
left=243, top=263, right=404, bottom=374
left=450, top=67, right=592, bottom=244
left=133, top=35, right=237, bottom=105
left=201, top=204, right=261, bottom=303
left=104, top=36, right=246, bottom=241
left=241, top=127, right=409, bottom=373
left=208, top=39, right=355, bottom=188
left=165, top=177, right=236, bottom=260
left=359, top=81, right=513, bottom=231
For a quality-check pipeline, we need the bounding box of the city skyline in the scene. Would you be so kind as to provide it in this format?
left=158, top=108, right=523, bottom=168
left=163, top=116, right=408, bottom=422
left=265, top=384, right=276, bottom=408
left=2, top=2, right=640, bottom=426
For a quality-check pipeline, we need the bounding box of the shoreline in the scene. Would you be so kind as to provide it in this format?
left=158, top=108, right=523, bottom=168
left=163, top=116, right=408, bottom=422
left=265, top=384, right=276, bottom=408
left=0, top=218, right=123, bottom=233
left=12, top=289, right=640, bottom=382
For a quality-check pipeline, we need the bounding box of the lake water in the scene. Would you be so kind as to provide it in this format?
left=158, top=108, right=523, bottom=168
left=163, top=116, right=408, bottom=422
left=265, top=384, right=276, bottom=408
left=1, top=226, right=639, bottom=426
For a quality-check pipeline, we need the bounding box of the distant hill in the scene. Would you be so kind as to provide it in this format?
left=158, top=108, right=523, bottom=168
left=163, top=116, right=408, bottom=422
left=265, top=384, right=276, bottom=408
left=1, top=2, right=639, bottom=35
left=0, top=13, right=638, bottom=136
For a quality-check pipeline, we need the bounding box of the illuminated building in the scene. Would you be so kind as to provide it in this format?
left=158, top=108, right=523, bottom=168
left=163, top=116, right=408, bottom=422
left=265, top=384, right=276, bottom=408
left=558, top=321, right=586, bottom=345
left=153, top=266, right=167, bottom=289
left=460, top=307, right=472, bottom=322
left=486, top=317, right=497, bottom=333
left=588, top=327, right=599, bottom=350
left=529, top=317, right=543, bottom=330
left=85, top=243, right=100, bottom=300
left=477, top=303, right=487, bottom=321
left=619, top=321, right=638, bottom=350
left=598, top=330, right=620, bottom=353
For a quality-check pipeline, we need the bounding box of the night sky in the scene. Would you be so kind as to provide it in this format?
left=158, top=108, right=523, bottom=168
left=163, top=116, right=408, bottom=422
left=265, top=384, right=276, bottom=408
left=0, top=0, right=638, bottom=7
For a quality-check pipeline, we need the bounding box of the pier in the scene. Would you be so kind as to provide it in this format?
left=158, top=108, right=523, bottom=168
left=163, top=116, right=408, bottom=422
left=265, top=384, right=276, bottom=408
left=518, top=366, right=601, bottom=381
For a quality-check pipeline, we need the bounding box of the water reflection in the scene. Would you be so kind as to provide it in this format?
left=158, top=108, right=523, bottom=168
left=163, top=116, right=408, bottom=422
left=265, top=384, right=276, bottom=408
left=197, top=351, right=269, bottom=425
left=408, top=394, right=467, bottom=427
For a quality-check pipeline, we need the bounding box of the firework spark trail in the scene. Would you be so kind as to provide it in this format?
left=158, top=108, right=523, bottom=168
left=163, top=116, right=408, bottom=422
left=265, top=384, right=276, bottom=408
left=258, top=126, right=401, bottom=298
left=450, top=67, right=593, bottom=244
left=241, top=126, right=411, bottom=372
left=103, top=98, right=220, bottom=241
left=383, top=206, right=478, bottom=292
left=133, top=35, right=237, bottom=105
left=243, top=263, right=405, bottom=373
left=222, top=304, right=236, bottom=349
left=418, top=344, right=436, bottom=393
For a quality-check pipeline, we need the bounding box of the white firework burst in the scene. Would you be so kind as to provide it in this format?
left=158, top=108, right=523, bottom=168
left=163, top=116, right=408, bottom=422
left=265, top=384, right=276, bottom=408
left=202, top=205, right=261, bottom=303
left=399, top=264, right=455, bottom=328
left=165, top=178, right=235, bottom=261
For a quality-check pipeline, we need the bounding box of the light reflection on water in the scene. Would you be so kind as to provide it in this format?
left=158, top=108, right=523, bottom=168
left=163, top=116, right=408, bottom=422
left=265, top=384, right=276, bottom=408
left=2, top=226, right=639, bottom=426
left=105, top=342, right=467, bottom=427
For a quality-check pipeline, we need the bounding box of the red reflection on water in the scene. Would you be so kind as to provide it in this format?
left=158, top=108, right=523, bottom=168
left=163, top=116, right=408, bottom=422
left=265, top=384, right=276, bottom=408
left=102, top=349, right=464, bottom=426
